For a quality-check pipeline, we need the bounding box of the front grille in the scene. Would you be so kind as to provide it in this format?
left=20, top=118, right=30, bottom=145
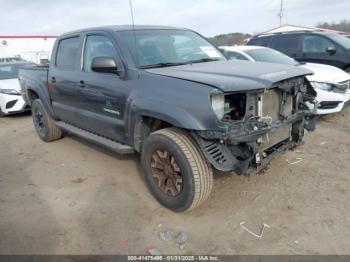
left=318, top=101, right=341, bottom=109
left=6, top=100, right=18, bottom=109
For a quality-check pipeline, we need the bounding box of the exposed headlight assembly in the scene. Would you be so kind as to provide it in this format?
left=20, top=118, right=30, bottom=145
left=0, top=89, right=21, bottom=95
left=310, top=82, right=334, bottom=91
left=211, top=93, right=225, bottom=119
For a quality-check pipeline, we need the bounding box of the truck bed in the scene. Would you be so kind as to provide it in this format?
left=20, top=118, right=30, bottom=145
left=19, top=65, right=49, bottom=106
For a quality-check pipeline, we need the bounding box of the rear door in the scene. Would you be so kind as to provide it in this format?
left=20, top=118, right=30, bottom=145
left=270, top=34, right=302, bottom=59
left=49, top=35, right=83, bottom=126
left=73, top=33, right=128, bottom=142
left=299, top=34, right=345, bottom=68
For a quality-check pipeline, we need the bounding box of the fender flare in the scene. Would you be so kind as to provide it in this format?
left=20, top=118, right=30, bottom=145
left=127, top=98, right=208, bottom=151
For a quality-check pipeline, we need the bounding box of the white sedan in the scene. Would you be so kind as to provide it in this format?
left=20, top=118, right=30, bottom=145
left=220, top=45, right=350, bottom=115
left=0, top=62, right=34, bottom=117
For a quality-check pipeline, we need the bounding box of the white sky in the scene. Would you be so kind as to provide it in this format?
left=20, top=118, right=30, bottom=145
left=0, top=0, right=349, bottom=37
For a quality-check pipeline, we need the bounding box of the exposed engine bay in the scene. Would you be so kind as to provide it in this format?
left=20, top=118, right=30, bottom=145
left=194, top=76, right=317, bottom=175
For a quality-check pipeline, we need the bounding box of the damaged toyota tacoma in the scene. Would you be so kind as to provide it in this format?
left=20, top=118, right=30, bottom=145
left=19, top=26, right=317, bottom=212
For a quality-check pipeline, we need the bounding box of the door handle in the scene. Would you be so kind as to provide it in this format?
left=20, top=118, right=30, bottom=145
left=79, top=80, right=85, bottom=88
left=51, top=77, right=56, bottom=83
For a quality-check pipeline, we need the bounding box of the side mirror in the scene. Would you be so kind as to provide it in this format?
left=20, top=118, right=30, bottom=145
left=326, top=46, right=336, bottom=55
left=91, top=57, right=118, bottom=74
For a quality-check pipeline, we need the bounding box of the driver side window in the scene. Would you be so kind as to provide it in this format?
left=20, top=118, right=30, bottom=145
left=303, top=35, right=335, bottom=53
left=83, top=35, right=118, bottom=72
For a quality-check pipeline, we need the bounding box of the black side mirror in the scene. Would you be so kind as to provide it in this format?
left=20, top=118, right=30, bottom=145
left=326, top=46, right=336, bottom=55
left=91, top=57, right=118, bottom=74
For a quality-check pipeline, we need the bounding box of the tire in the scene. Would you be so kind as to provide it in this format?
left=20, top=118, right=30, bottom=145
left=141, top=128, right=213, bottom=212
left=31, top=99, right=65, bottom=142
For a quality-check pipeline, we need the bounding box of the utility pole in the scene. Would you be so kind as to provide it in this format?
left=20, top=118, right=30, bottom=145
left=278, top=0, right=284, bottom=26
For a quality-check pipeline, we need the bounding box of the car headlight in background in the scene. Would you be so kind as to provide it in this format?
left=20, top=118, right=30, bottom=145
left=310, top=82, right=334, bottom=91
left=211, top=93, right=225, bottom=119
left=0, top=89, right=21, bottom=95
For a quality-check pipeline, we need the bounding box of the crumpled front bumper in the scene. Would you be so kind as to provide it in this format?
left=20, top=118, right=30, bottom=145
left=194, top=110, right=316, bottom=175
left=309, top=88, right=350, bottom=115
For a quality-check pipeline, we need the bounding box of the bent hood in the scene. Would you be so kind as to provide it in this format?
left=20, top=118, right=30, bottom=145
left=146, top=60, right=312, bottom=92
left=0, top=78, right=20, bottom=91
left=302, top=63, right=350, bottom=84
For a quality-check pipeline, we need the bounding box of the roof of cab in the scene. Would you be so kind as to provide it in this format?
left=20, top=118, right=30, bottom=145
left=61, top=25, right=188, bottom=37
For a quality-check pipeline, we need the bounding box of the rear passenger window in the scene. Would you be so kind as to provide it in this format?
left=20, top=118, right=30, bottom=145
left=55, top=37, right=80, bottom=70
left=271, top=35, right=300, bottom=54
left=248, top=37, right=271, bottom=47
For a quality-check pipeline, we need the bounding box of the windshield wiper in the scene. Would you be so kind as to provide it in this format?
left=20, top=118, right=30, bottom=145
left=139, top=62, right=187, bottom=69
left=186, top=58, right=220, bottom=64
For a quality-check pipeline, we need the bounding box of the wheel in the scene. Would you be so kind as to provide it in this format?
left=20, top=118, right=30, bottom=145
left=141, top=128, right=213, bottom=212
left=31, top=99, right=65, bottom=142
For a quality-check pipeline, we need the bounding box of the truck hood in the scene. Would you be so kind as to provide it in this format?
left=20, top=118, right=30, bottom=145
left=0, top=78, right=20, bottom=91
left=146, top=60, right=312, bottom=92
left=302, top=63, right=350, bottom=84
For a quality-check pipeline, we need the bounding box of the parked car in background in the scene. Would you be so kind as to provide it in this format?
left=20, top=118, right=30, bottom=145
left=0, top=62, right=34, bottom=117
left=246, top=31, right=350, bottom=73
left=220, top=45, right=350, bottom=115
left=20, top=25, right=316, bottom=212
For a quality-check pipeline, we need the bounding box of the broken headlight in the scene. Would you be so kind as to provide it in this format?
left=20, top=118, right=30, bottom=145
left=310, top=82, right=334, bottom=91
left=211, top=93, right=225, bottom=119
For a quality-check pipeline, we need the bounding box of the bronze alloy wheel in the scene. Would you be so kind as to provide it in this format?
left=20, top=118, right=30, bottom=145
left=150, top=150, right=183, bottom=197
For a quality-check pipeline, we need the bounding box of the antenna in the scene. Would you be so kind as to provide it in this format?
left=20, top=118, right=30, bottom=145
left=129, top=0, right=139, bottom=65
left=278, top=0, right=284, bottom=26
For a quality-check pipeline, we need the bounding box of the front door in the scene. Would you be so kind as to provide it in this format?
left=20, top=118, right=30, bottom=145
left=74, top=34, right=129, bottom=143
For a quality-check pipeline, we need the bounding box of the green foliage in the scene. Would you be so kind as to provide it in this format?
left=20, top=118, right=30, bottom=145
left=317, top=20, right=350, bottom=33
left=208, top=32, right=252, bottom=46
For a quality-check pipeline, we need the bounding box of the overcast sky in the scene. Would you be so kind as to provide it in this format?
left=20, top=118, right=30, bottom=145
left=0, top=0, right=349, bottom=37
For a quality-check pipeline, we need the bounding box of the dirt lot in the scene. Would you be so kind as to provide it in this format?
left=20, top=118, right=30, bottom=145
left=0, top=108, right=350, bottom=255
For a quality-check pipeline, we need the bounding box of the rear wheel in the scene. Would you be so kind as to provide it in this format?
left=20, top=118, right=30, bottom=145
left=141, top=128, right=213, bottom=212
left=31, top=99, right=65, bottom=142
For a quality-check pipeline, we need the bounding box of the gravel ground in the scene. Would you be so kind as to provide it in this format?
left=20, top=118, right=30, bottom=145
left=0, top=107, right=350, bottom=255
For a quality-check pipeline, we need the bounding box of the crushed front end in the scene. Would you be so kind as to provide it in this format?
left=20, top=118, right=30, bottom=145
left=194, top=76, right=317, bottom=175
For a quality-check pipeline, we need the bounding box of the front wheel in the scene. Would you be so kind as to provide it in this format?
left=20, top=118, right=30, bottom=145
left=141, top=128, right=213, bottom=212
left=31, top=99, right=65, bottom=142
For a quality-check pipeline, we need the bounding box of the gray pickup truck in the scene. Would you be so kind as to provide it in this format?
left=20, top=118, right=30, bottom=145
left=19, top=25, right=317, bottom=212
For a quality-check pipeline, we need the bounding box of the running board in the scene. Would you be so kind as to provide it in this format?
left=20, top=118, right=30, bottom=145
left=55, top=121, right=134, bottom=154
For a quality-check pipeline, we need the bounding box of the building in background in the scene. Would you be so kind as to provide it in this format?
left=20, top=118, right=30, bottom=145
left=0, top=36, right=56, bottom=64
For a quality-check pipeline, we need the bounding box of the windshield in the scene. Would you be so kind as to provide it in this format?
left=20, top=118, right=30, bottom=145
left=245, top=48, right=298, bottom=66
left=327, top=33, right=350, bottom=49
left=118, top=29, right=226, bottom=68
